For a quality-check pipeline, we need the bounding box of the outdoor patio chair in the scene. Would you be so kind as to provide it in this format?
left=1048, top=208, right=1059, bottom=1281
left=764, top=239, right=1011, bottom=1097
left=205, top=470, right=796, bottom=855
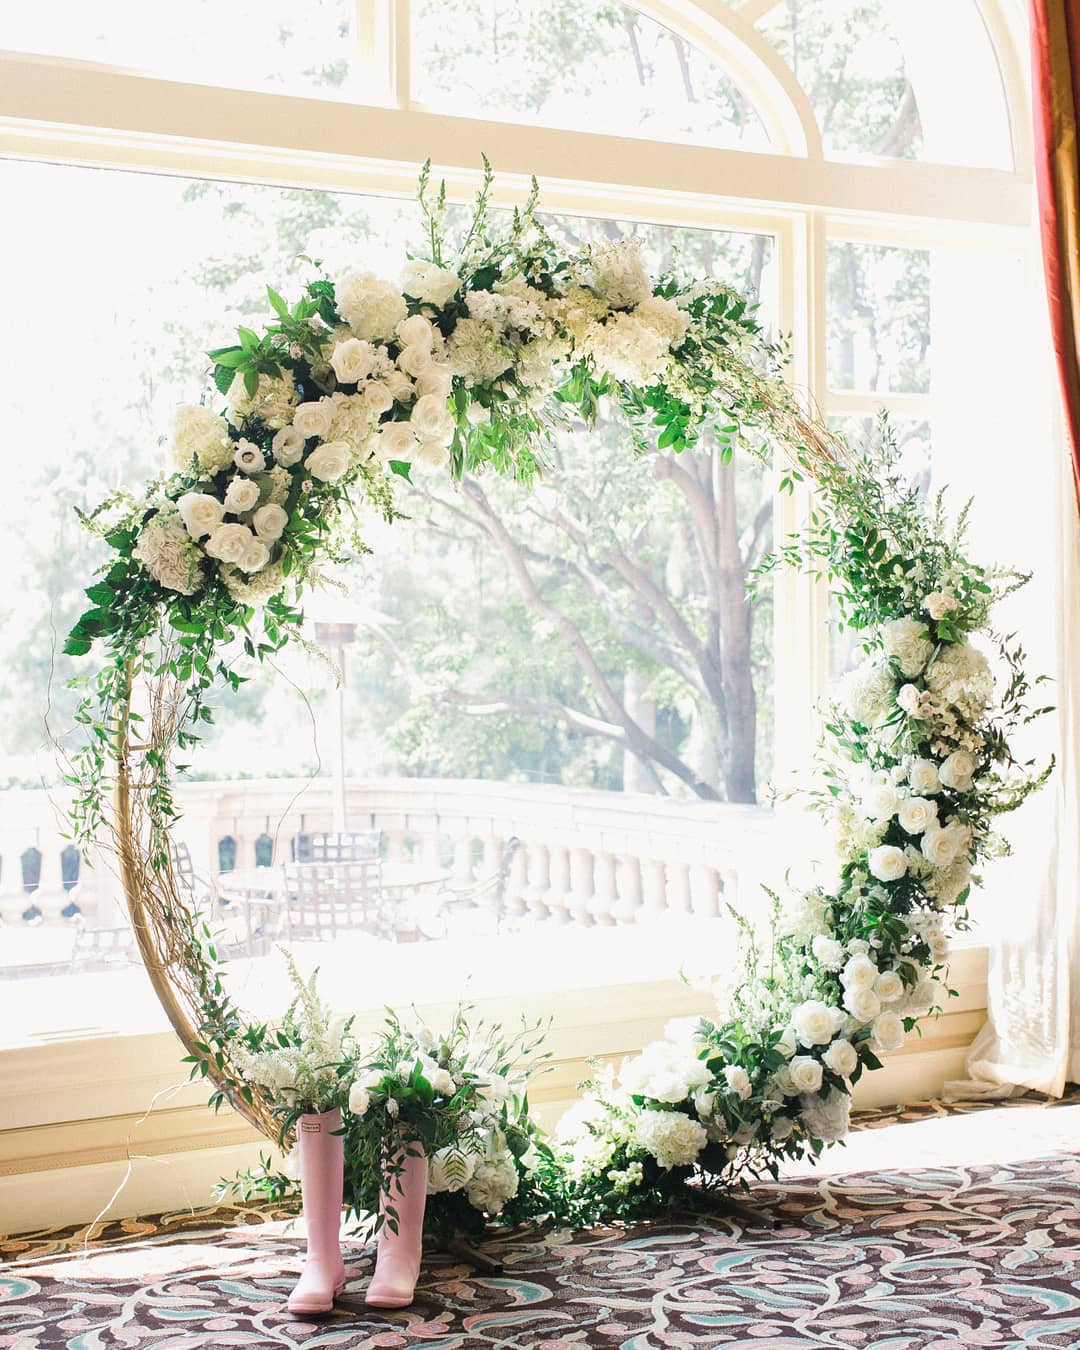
left=283, top=858, right=390, bottom=942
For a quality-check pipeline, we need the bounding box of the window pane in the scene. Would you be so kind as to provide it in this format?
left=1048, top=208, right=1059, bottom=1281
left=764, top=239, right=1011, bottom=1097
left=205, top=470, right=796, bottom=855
left=411, top=0, right=772, bottom=149
left=827, top=241, right=930, bottom=394
left=1, top=160, right=779, bottom=1046
left=0, top=0, right=359, bottom=99
left=758, top=0, right=1013, bottom=169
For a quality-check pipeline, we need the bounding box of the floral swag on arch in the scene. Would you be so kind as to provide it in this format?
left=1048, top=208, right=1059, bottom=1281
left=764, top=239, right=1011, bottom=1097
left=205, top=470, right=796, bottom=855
left=66, top=163, right=1049, bottom=1242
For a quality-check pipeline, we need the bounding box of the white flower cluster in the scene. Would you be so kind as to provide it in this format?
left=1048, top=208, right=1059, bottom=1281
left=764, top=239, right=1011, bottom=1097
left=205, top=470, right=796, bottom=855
left=132, top=504, right=205, bottom=596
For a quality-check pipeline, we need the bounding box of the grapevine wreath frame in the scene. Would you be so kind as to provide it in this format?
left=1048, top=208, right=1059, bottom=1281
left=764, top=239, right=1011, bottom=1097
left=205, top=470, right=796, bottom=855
left=67, top=164, right=1050, bottom=1222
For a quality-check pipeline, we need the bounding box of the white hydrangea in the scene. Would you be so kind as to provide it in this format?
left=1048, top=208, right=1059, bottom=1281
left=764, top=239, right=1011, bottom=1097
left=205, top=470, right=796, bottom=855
left=427, top=1146, right=478, bottom=1195
left=633, top=1109, right=707, bottom=1169
left=923, top=855, right=972, bottom=904
left=924, top=642, right=995, bottom=722
left=220, top=561, right=288, bottom=606
left=880, top=617, right=934, bottom=678
left=465, top=1158, right=519, bottom=1215
left=401, top=260, right=462, bottom=310
left=587, top=238, right=652, bottom=309
left=582, top=310, right=673, bottom=384
left=173, top=405, right=233, bottom=474
left=619, top=1040, right=710, bottom=1104
left=226, top=370, right=299, bottom=431
left=447, top=317, right=515, bottom=385
left=841, top=660, right=897, bottom=727
left=335, top=270, right=408, bottom=340
left=133, top=506, right=205, bottom=595
left=799, top=1089, right=851, bottom=1143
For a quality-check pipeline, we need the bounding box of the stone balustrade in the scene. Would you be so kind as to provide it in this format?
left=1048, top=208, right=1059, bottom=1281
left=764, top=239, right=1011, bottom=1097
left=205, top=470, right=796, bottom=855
left=0, top=778, right=778, bottom=942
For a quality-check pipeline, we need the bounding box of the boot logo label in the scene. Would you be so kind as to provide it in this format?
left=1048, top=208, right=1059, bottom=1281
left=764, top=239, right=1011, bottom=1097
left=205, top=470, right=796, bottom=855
left=301, top=1122, right=322, bottom=1133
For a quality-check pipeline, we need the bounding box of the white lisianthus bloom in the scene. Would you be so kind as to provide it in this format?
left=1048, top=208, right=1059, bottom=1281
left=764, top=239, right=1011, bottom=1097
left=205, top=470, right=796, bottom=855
left=410, top=393, right=456, bottom=445
left=842, top=953, right=878, bottom=991
left=908, top=758, right=942, bottom=796
left=234, top=440, right=266, bottom=473
left=335, top=271, right=408, bottom=340
left=223, top=477, right=261, bottom=514
left=348, top=1083, right=370, bottom=1117
left=272, top=424, right=307, bottom=466
left=402, top=261, right=462, bottom=309
left=396, top=313, right=435, bottom=348
left=397, top=343, right=434, bottom=378
left=874, top=969, right=905, bottom=1003
left=789, top=1055, right=824, bottom=1093
left=799, top=1089, right=851, bottom=1143
left=871, top=1010, right=906, bottom=1053
left=633, top=1109, right=707, bottom=1169
left=415, top=364, right=453, bottom=401
left=305, top=440, right=351, bottom=482
left=881, top=617, right=934, bottom=678
left=843, top=986, right=882, bottom=1022
left=252, top=503, right=288, bottom=542
left=331, top=337, right=380, bottom=385
left=792, top=1000, right=836, bottom=1047
left=939, top=750, right=978, bottom=793
left=822, top=1039, right=858, bottom=1078
left=924, top=591, right=959, bottom=620
left=771, top=1115, right=794, bottom=1142
left=176, top=491, right=225, bottom=540
left=414, top=440, right=451, bottom=474
left=863, top=782, right=900, bottom=821
left=811, top=935, right=845, bottom=971
left=374, top=422, right=418, bottom=463
left=868, top=845, right=908, bottom=883
left=292, top=401, right=335, bottom=441
left=723, top=1065, right=752, bottom=1100
left=205, top=522, right=258, bottom=565
left=174, top=405, right=233, bottom=474
left=898, top=796, right=938, bottom=835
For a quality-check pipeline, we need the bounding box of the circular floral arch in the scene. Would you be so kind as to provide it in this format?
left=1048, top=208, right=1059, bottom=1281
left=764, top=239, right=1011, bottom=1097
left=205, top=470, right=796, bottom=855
left=67, top=164, right=1048, bottom=1225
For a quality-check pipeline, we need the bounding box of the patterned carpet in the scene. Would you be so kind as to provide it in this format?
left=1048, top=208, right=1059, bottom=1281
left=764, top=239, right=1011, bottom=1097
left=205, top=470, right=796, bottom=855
left=4, top=1097, right=1080, bottom=1348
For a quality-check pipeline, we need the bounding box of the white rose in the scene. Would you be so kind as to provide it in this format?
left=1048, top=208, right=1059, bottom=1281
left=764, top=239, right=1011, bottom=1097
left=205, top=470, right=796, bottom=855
left=374, top=422, right=418, bottom=463
left=776, top=1025, right=798, bottom=1059
left=939, top=750, right=977, bottom=793
left=897, top=683, right=925, bottom=716
left=396, top=314, right=435, bottom=348
left=811, top=935, right=844, bottom=971
left=921, top=821, right=970, bottom=867
left=430, top=1068, right=456, bottom=1096
left=723, top=1065, right=752, bottom=1100
left=272, top=424, right=307, bottom=466
left=692, top=1087, right=715, bottom=1118
left=881, top=617, right=934, bottom=677
left=238, top=537, right=270, bottom=573
left=253, top=503, right=288, bottom=542
left=363, top=381, right=394, bottom=416
left=871, top=973, right=902, bottom=1006
left=402, top=260, right=462, bottom=309
left=822, top=1039, right=858, bottom=1078
left=176, top=491, right=225, bottom=539
left=414, top=439, right=451, bottom=474
left=898, top=796, right=938, bottom=835
left=410, top=392, right=456, bottom=445
left=305, top=440, right=351, bottom=482
left=234, top=440, right=265, bottom=473
left=385, top=370, right=414, bottom=402
left=841, top=953, right=878, bottom=991
left=223, top=476, right=261, bottom=514
left=415, top=364, right=453, bottom=401
left=871, top=1010, right=906, bottom=1053
left=348, top=1083, right=370, bottom=1117
left=292, top=400, right=335, bottom=441
left=843, top=985, right=882, bottom=1022
left=397, top=343, right=434, bottom=378
left=908, top=758, right=941, bottom=796
left=924, top=591, right=959, bottom=620
left=847, top=939, right=870, bottom=956
left=792, top=999, right=836, bottom=1048
left=204, top=522, right=256, bottom=564
left=331, top=337, right=379, bottom=385
left=414, top=1025, right=437, bottom=1052
left=929, top=933, right=951, bottom=962
left=868, top=845, right=908, bottom=883
left=789, top=1055, right=824, bottom=1094
left=863, top=782, right=899, bottom=821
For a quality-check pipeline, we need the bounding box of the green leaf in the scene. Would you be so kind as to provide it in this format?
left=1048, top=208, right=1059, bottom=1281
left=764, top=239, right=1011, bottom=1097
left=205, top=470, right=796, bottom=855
left=389, top=460, right=413, bottom=481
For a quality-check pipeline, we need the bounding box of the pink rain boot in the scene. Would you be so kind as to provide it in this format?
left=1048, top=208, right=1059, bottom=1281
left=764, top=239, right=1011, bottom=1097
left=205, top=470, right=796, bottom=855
left=365, top=1144, right=427, bottom=1309
left=287, top=1107, right=347, bottom=1316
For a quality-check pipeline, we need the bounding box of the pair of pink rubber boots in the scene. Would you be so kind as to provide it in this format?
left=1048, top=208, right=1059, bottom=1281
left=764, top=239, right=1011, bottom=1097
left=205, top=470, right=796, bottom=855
left=287, top=1108, right=427, bottom=1316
